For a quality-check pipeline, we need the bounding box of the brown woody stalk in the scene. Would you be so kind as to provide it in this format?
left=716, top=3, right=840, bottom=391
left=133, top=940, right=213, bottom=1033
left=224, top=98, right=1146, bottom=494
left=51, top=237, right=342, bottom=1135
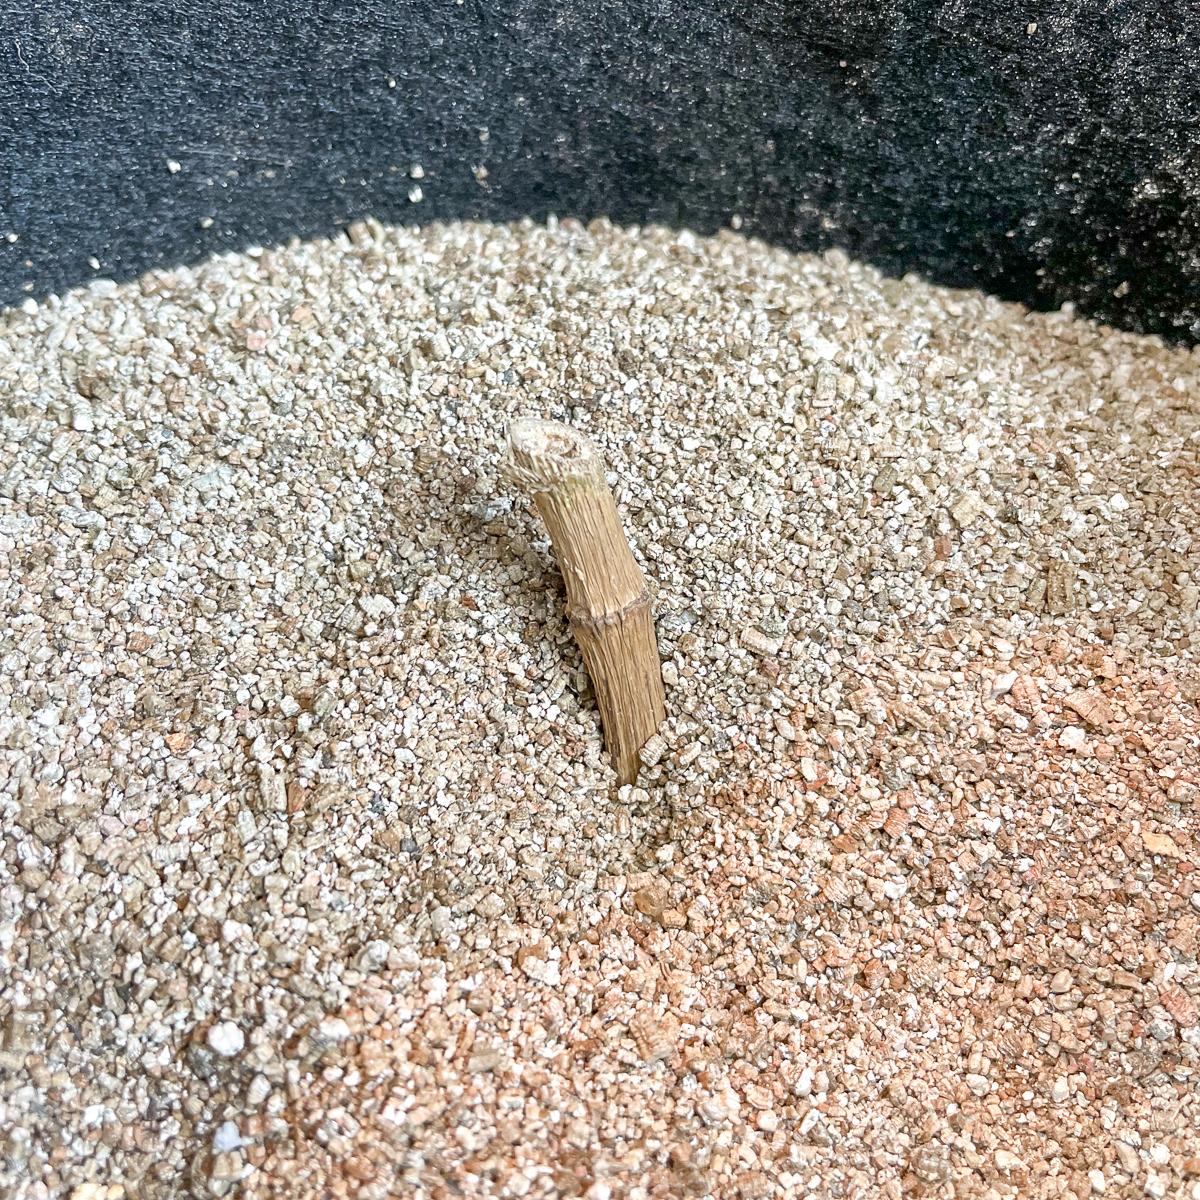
left=508, top=419, right=666, bottom=783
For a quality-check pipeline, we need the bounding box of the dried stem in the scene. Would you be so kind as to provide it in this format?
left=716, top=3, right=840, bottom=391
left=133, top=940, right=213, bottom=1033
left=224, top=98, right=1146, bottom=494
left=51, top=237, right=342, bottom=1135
left=508, top=419, right=666, bottom=783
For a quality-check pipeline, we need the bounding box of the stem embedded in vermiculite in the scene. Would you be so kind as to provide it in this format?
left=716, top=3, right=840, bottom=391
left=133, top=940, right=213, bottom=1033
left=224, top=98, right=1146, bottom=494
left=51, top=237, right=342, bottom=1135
left=508, top=419, right=666, bottom=784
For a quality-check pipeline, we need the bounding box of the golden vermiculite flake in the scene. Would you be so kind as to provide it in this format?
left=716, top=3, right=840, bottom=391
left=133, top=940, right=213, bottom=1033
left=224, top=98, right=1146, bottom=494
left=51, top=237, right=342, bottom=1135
left=629, top=1010, right=679, bottom=1063
left=951, top=491, right=986, bottom=528
left=1064, top=689, right=1113, bottom=730
left=1045, top=560, right=1077, bottom=615
left=1010, top=674, right=1041, bottom=716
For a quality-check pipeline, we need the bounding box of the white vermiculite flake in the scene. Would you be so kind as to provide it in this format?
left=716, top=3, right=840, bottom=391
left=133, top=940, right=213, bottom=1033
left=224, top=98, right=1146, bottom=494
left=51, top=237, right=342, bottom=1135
left=205, top=1022, right=245, bottom=1058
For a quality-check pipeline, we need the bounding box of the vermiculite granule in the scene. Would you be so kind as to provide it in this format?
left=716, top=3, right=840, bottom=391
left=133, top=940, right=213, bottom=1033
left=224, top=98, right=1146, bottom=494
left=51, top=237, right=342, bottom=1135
left=2, top=218, right=1198, bottom=1199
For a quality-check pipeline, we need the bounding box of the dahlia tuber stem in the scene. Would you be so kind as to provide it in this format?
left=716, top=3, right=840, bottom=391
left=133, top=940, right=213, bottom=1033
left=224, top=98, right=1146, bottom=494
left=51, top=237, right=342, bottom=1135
left=507, top=419, right=666, bottom=783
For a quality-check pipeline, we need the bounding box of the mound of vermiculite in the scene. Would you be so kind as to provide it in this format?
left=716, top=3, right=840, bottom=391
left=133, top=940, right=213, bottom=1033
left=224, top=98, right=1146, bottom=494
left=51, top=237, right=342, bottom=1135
left=1, top=218, right=1197, bottom=1200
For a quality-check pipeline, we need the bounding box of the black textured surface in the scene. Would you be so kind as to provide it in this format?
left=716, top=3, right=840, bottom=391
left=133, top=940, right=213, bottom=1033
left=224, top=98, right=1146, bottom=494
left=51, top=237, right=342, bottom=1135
left=2, top=0, right=1198, bottom=341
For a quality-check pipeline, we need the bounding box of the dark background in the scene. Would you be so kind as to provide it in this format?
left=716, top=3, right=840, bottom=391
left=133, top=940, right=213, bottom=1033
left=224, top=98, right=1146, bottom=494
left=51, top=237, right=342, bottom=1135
left=2, top=0, right=1198, bottom=342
